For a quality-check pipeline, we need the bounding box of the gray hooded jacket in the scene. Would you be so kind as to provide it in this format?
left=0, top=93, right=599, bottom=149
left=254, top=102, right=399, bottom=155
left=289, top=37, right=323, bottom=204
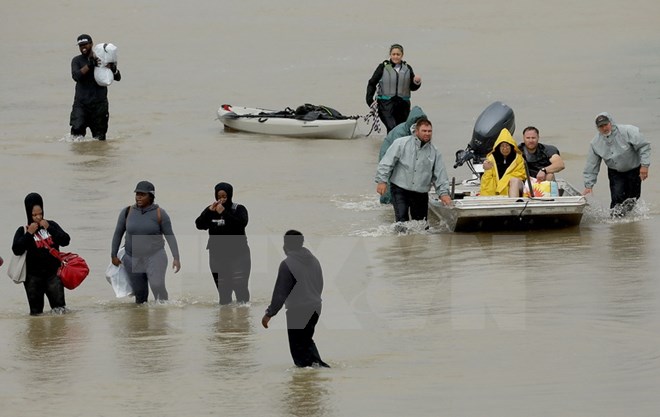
left=583, top=112, right=651, bottom=188
left=265, top=247, right=323, bottom=317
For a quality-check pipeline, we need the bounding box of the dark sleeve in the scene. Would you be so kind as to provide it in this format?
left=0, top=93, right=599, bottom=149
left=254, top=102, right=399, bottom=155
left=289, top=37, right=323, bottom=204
left=223, top=204, right=249, bottom=229
left=11, top=226, right=32, bottom=256
left=366, top=63, right=385, bottom=106
left=195, top=207, right=215, bottom=230
left=71, top=56, right=86, bottom=82
left=159, top=209, right=180, bottom=261
left=265, top=261, right=297, bottom=317
left=408, top=64, right=421, bottom=92
left=111, top=207, right=128, bottom=258
left=46, top=220, right=71, bottom=248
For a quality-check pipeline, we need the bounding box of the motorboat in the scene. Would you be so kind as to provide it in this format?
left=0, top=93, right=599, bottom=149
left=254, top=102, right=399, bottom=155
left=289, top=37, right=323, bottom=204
left=429, top=101, right=587, bottom=232
left=217, top=104, right=359, bottom=139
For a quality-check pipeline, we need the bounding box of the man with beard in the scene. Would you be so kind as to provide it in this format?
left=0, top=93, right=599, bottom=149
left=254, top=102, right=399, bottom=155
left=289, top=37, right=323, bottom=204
left=583, top=112, right=651, bottom=215
left=70, top=34, right=121, bottom=140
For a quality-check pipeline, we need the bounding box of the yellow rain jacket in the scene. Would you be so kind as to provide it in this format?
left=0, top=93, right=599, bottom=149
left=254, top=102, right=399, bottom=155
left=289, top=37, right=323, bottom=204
left=480, top=128, right=527, bottom=196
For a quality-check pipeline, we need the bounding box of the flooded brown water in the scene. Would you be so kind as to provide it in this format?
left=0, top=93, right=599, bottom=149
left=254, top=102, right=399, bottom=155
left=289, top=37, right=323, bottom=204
left=1, top=1, right=660, bottom=416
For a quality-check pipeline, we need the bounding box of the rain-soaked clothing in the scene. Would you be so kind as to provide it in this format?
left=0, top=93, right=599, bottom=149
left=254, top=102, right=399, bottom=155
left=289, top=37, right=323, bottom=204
left=11, top=193, right=70, bottom=315
left=480, top=129, right=527, bottom=196
left=378, top=106, right=428, bottom=204
left=583, top=112, right=651, bottom=209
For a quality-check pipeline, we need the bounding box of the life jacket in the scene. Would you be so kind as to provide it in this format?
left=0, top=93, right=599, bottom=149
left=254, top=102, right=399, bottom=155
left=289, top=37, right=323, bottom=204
left=377, top=61, right=412, bottom=100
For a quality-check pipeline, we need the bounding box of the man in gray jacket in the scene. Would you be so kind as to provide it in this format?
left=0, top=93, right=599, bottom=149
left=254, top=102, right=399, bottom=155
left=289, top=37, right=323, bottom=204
left=376, top=118, right=452, bottom=223
left=582, top=112, right=651, bottom=214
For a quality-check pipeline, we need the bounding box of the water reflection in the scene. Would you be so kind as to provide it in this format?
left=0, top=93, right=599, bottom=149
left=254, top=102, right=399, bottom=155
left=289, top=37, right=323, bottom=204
left=20, top=313, right=87, bottom=383
left=22, top=313, right=84, bottom=360
left=281, top=370, right=333, bottom=417
left=601, top=222, right=654, bottom=321
left=206, top=306, right=257, bottom=374
left=112, top=305, right=180, bottom=375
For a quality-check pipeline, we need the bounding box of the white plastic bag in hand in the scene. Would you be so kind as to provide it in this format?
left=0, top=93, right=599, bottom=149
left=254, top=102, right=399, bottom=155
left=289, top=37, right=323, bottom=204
left=105, top=247, right=133, bottom=298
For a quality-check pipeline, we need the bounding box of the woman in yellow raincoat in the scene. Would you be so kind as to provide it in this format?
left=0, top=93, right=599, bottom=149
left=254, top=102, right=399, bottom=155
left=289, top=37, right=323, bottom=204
left=480, top=128, right=527, bottom=196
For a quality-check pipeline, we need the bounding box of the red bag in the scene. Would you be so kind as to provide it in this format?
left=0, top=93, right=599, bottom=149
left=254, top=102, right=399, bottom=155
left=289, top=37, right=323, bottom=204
left=46, top=246, right=90, bottom=290
left=56, top=252, right=90, bottom=290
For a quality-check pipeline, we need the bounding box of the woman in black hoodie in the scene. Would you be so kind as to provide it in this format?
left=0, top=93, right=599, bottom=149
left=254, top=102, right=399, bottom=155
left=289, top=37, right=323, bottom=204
left=11, top=193, right=71, bottom=315
left=195, top=182, right=251, bottom=305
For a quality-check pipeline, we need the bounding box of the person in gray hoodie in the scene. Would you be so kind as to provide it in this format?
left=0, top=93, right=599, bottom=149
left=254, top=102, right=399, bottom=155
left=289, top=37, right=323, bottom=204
left=583, top=112, right=651, bottom=214
left=378, top=106, right=428, bottom=204
left=262, top=230, right=329, bottom=368
left=111, top=181, right=181, bottom=303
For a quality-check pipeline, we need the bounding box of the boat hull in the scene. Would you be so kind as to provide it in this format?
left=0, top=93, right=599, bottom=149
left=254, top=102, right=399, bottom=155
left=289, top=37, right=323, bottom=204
left=218, top=105, right=358, bottom=139
left=429, top=178, right=587, bottom=232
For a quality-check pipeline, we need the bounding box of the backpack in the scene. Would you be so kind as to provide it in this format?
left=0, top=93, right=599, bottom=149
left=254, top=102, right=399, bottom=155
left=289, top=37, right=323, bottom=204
left=125, top=205, right=162, bottom=228
left=294, top=103, right=346, bottom=121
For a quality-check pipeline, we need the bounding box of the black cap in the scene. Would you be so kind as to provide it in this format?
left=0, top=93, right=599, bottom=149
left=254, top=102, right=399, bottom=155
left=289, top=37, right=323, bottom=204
left=77, top=34, right=92, bottom=45
left=595, top=115, right=610, bottom=127
left=134, top=180, right=155, bottom=195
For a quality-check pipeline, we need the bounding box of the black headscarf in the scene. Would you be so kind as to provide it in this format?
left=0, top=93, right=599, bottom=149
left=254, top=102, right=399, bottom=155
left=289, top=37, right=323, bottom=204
left=214, top=182, right=234, bottom=207
left=24, top=192, right=43, bottom=224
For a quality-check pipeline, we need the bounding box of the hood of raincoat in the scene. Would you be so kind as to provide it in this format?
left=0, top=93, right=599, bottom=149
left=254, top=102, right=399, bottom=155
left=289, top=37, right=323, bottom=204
left=488, top=128, right=522, bottom=157
left=379, top=106, right=428, bottom=161
left=480, top=129, right=527, bottom=196
left=595, top=111, right=616, bottom=136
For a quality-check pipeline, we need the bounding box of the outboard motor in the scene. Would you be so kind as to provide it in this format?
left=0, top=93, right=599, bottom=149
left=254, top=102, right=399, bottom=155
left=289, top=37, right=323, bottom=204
left=470, top=101, right=515, bottom=159
left=454, top=101, right=515, bottom=168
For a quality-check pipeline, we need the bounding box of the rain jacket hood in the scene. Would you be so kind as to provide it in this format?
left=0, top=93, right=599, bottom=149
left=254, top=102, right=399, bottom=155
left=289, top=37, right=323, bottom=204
left=597, top=111, right=615, bottom=130
left=379, top=106, right=427, bottom=161
left=480, top=129, right=527, bottom=196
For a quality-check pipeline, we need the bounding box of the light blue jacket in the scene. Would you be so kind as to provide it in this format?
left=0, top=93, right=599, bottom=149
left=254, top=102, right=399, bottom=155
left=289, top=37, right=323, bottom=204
left=583, top=112, right=651, bottom=188
left=376, top=134, right=450, bottom=196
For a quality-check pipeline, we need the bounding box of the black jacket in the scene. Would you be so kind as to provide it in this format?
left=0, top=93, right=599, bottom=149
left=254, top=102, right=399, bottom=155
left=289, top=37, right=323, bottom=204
left=12, top=221, right=70, bottom=277
left=71, top=54, right=121, bottom=105
left=195, top=203, right=249, bottom=258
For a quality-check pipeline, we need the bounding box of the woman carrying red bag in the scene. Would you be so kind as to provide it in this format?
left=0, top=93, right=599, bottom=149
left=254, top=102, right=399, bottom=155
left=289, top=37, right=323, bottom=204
left=11, top=193, right=71, bottom=315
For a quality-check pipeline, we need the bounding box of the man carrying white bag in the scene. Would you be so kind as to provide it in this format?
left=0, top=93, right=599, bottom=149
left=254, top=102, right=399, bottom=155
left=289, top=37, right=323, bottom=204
left=70, top=34, right=121, bottom=141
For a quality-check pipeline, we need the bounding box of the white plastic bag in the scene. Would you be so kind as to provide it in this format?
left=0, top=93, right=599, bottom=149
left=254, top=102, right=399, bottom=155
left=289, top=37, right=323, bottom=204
left=92, top=43, right=118, bottom=87
left=94, top=67, right=114, bottom=86
left=105, top=247, right=133, bottom=298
